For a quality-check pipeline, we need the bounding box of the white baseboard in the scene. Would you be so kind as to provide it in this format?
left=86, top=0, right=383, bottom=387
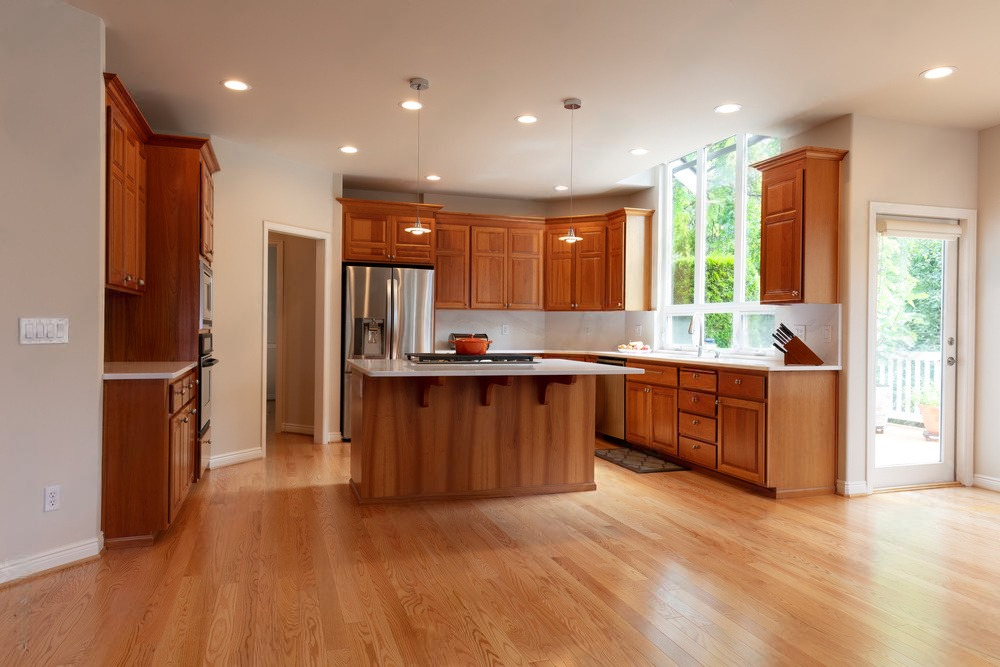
left=973, top=474, right=1000, bottom=492
left=0, top=535, right=103, bottom=585
left=209, top=446, right=263, bottom=469
left=327, top=432, right=343, bottom=443
left=837, top=479, right=870, bottom=497
left=281, top=423, right=313, bottom=436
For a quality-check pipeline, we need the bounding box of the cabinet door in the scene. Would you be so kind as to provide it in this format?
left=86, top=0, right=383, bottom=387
left=123, top=127, right=142, bottom=290
left=343, top=212, right=391, bottom=262
left=544, top=229, right=574, bottom=310
left=470, top=226, right=507, bottom=309
left=168, top=410, right=186, bottom=523
left=650, top=387, right=678, bottom=456
left=390, top=215, right=435, bottom=265
left=200, top=162, right=214, bottom=263
left=574, top=224, right=607, bottom=310
left=434, top=223, right=470, bottom=309
left=606, top=220, right=624, bottom=310
left=625, top=382, right=651, bottom=446
left=106, top=106, right=128, bottom=289
left=760, top=169, right=804, bottom=303
left=507, top=228, right=543, bottom=310
left=718, top=396, right=766, bottom=485
left=135, top=145, right=147, bottom=292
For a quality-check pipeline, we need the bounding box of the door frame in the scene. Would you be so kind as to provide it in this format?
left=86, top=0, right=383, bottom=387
left=866, top=202, right=977, bottom=490
left=261, top=220, right=332, bottom=451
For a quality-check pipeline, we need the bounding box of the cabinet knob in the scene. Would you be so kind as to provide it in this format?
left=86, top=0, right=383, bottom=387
left=181, top=417, right=189, bottom=423
left=734, top=379, right=742, bottom=385
left=690, top=396, right=698, bottom=403
left=692, top=444, right=701, bottom=450
left=792, top=290, right=800, bottom=297
left=125, top=274, right=133, bottom=282
left=692, top=373, right=700, bottom=379
left=692, top=419, right=699, bottom=425
left=190, top=408, right=198, bottom=415
left=138, top=278, right=145, bottom=286
left=618, top=302, right=623, bottom=308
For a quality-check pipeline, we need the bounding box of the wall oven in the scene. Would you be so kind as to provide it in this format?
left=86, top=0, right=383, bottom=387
left=198, top=332, right=217, bottom=476
left=200, top=260, right=214, bottom=329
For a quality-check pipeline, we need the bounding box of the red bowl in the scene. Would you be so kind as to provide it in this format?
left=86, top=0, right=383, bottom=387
left=453, top=337, right=492, bottom=355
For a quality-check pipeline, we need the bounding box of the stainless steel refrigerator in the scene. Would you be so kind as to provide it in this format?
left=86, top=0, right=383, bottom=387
left=342, top=265, right=435, bottom=439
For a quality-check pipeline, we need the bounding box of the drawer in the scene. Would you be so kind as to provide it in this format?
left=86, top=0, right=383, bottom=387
left=626, top=362, right=678, bottom=387
left=678, top=436, right=717, bottom=469
left=719, top=371, right=766, bottom=400
left=680, top=369, right=717, bottom=392
left=678, top=412, right=716, bottom=443
left=169, top=372, right=196, bottom=414
left=678, top=389, right=717, bottom=417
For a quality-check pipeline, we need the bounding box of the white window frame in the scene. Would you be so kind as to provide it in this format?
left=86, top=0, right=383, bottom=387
left=657, top=133, right=779, bottom=355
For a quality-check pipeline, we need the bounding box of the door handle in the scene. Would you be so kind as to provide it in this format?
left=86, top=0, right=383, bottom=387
left=947, top=357, right=956, bottom=366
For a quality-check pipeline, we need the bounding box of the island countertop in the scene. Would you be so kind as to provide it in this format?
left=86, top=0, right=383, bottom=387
left=347, top=358, right=645, bottom=378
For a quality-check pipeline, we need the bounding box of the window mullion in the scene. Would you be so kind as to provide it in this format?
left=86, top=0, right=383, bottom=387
left=694, top=145, right=708, bottom=305
left=733, top=134, right=748, bottom=348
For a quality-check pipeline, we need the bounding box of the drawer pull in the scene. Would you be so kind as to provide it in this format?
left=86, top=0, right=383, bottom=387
left=691, top=444, right=701, bottom=450
left=692, top=419, right=699, bottom=425
left=690, top=396, right=699, bottom=403
left=734, top=379, right=742, bottom=385
left=692, top=373, right=700, bottom=379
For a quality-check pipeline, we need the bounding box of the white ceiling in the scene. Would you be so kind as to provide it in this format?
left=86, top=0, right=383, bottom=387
left=69, top=0, right=1000, bottom=201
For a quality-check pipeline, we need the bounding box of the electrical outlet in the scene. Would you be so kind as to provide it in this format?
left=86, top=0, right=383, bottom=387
left=823, top=325, right=832, bottom=343
left=793, top=325, right=806, bottom=339
left=634, top=324, right=642, bottom=338
left=584, top=325, right=593, bottom=336
left=44, top=485, right=61, bottom=512
left=500, top=324, right=510, bottom=335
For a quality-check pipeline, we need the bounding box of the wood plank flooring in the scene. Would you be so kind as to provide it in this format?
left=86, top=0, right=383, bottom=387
left=3, top=432, right=1000, bottom=665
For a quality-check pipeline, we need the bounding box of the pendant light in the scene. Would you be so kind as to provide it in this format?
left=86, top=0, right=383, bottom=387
left=405, top=77, right=431, bottom=236
left=558, top=97, right=583, bottom=244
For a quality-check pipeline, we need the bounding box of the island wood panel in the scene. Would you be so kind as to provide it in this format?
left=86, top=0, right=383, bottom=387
left=767, top=370, right=838, bottom=496
left=350, top=373, right=596, bottom=502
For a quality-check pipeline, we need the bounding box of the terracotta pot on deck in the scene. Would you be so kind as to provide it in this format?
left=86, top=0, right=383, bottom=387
left=454, top=337, right=492, bottom=355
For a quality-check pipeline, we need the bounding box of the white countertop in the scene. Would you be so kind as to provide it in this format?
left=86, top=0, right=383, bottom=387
left=348, top=358, right=645, bottom=378
left=103, top=361, right=197, bottom=380
left=434, top=348, right=840, bottom=372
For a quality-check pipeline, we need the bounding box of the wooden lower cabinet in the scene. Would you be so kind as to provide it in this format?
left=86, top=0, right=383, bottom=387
left=103, top=370, right=198, bottom=547
left=717, top=396, right=766, bottom=485
left=625, top=380, right=677, bottom=457
left=623, top=360, right=837, bottom=496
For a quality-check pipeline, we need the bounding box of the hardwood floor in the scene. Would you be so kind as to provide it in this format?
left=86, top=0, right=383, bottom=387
left=3, top=433, right=1000, bottom=666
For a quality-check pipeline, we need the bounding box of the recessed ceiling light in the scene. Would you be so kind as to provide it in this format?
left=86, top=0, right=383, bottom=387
left=920, top=66, right=956, bottom=80
left=629, top=148, right=649, bottom=156
left=714, top=103, right=742, bottom=114
left=553, top=185, right=569, bottom=192
left=222, top=79, right=251, bottom=92
left=400, top=100, right=422, bottom=110
left=516, top=115, right=538, bottom=124
left=425, top=175, right=441, bottom=181
left=339, top=146, right=359, bottom=154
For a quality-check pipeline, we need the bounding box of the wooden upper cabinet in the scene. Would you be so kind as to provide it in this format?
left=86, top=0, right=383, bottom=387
left=544, top=227, right=575, bottom=310
left=471, top=226, right=507, bottom=309
left=200, top=161, right=215, bottom=263
left=435, top=212, right=544, bottom=311
left=605, top=208, right=653, bottom=310
left=573, top=223, right=607, bottom=310
left=434, top=223, right=470, bottom=309
left=339, top=198, right=442, bottom=266
left=752, top=146, right=847, bottom=304
left=105, top=74, right=151, bottom=295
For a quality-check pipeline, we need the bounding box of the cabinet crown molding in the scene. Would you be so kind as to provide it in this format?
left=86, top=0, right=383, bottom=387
left=338, top=197, right=444, bottom=213
left=750, top=146, right=848, bottom=171
left=105, top=73, right=153, bottom=141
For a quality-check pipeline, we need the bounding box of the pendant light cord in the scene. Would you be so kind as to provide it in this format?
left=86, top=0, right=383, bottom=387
left=569, top=104, right=574, bottom=221
left=415, top=85, right=421, bottom=222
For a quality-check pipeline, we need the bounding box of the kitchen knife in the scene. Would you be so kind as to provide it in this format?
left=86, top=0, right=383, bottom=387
left=773, top=342, right=788, bottom=354
left=778, top=323, right=795, bottom=338
left=773, top=330, right=791, bottom=344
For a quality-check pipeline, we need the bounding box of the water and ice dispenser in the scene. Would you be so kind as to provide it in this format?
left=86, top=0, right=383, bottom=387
left=354, top=317, right=385, bottom=357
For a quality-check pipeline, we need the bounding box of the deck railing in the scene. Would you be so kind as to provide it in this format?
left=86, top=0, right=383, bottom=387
left=875, top=351, right=940, bottom=422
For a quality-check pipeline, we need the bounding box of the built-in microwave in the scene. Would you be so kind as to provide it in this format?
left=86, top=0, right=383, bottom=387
left=200, top=260, right=213, bottom=329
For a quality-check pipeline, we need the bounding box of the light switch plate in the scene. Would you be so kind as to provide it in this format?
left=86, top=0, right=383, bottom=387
left=19, top=318, right=69, bottom=344
left=793, top=324, right=806, bottom=339
left=501, top=324, right=510, bottom=335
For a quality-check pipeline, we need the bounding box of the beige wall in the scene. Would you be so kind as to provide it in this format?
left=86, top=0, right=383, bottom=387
left=273, top=233, right=317, bottom=432
left=0, top=0, right=105, bottom=577
left=976, top=125, right=1000, bottom=487
left=787, top=115, right=979, bottom=491
left=211, top=136, right=342, bottom=459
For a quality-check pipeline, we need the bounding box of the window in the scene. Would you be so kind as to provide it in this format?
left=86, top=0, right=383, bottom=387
left=660, top=134, right=781, bottom=353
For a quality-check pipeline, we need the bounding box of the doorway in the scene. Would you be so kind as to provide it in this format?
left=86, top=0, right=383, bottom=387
left=867, top=203, right=977, bottom=490
left=261, top=221, right=331, bottom=452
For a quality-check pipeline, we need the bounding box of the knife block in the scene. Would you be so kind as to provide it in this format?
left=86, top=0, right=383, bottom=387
left=783, top=335, right=824, bottom=366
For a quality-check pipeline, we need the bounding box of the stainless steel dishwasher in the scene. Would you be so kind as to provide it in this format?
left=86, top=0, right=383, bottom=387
left=595, top=356, right=626, bottom=440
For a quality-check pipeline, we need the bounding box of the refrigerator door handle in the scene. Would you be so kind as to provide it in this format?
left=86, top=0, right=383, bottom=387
left=389, top=276, right=401, bottom=359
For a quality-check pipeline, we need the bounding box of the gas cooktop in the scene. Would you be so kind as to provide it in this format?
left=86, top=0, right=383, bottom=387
left=406, top=353, right=538, bottom=364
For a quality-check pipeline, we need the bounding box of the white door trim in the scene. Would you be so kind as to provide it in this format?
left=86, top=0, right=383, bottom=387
left=866, top=202, right=977, bottom=491
left=261, top=221, right=332, bottom=451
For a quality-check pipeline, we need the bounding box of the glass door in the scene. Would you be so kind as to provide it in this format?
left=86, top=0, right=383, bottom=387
left=873, top=224, right=958, bottom=488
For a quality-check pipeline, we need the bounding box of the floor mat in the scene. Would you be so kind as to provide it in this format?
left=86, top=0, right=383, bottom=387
left=595, top=448, right=688, bottom=474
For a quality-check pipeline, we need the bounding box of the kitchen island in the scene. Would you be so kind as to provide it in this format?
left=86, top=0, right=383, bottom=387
left=347, top=358, right=642, bottom=503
